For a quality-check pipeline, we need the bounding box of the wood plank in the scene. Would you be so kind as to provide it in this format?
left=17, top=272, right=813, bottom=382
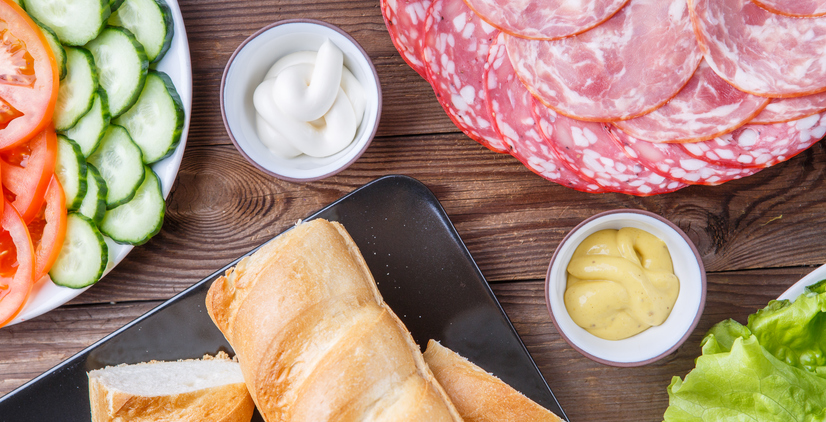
left=0, top=268, right=808, bottom=421
left=56, top=134, right=826, bottom=306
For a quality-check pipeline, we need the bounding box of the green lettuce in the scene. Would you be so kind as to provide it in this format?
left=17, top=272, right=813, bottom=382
left=664, top=281, right=826, bottom=421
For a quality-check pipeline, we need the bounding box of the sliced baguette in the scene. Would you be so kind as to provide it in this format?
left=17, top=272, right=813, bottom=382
left=87, top=353, right=254, bottom=422
left=424, top=340, right=564, bottom=422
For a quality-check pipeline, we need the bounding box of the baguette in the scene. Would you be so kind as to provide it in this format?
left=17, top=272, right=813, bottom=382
left=205, top=219, right=463, bottom=422
left=87, top=353, right=254, bottom=422
left=424, top=340, right=564, bottom=422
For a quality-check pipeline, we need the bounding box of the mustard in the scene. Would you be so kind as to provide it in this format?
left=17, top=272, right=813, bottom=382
left=564, top=228, right=679, bottom=340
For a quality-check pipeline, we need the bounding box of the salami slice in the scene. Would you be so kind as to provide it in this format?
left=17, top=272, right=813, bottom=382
left=422, top=0, right=508, bottom=153
left=464, top=0, right=629, bottom=40
left=690, top=0, right=826, bottom=97
left=752, top=93, right=826, bottom=125
left=682, top=113, right=826, bottom=168
left=505, top=0, right=701, bottom=122
left=381, top=0, right=432, bottom=77
left=532, top=99, right=687, bottom=196
left=608, top=127, right=761, bottom=185
left=485, top=33, right=604, bottom=193
left=612, top=60, right=768, bottom=143
left=752, top=0, right=826, bottom=17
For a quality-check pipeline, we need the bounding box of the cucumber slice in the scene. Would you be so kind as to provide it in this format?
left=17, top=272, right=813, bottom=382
left=85, top=26, right=148, bottom=118
left=87, top=125, right=145, bottom=209
left=114, top=71, right=183, bottom=163
left=110, top=0, right=126, bottom=11
left=100, top=167, right=164, bottom=245
left=50, top=213, right=108, bottom=289
left=63, top=89, right=110, bottom=157
left=55, top=135, right=88, bottom=211
left=24, top=0, right=110, bottom=46
left=54, top=47, right=97, bottom=131
left=108, top=0, right=173, bottom=63
left=34, top=20, right=67, bottom=80
left=78, top=164, right=107, bottom=224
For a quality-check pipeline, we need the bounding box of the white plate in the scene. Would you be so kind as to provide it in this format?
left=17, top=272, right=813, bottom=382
left=9, top=1, right=192, bottom=325
left=778, top=263, right=826, bottom=301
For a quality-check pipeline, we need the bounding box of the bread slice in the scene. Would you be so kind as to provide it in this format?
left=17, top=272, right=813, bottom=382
left=87, top=353, right=254, bottom=422
left=423, top=340, right=564, bottom=422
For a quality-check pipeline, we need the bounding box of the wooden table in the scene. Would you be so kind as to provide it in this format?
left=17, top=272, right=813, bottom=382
left=3, top=1, right=826, bottom=420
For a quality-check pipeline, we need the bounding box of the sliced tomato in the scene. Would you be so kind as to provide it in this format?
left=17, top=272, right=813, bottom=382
left=0, top=198, right=35, bottom=327
left=1, top=126, right=57, bottom=222
left=28, top=176, right=65, bottom=281
left=0, top=0, right=58, bottom=149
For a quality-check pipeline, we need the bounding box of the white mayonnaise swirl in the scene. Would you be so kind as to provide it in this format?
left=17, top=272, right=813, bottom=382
left=253, top=39, right=366, bottom=158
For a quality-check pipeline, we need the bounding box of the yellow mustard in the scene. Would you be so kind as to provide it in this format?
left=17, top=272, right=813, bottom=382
left=564, top=228, right=679, bottom=340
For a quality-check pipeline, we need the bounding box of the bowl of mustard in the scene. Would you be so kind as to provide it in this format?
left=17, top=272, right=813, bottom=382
left=545, top=209, right=706, bottom=367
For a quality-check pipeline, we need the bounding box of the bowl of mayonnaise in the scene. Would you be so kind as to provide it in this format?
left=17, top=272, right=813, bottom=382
left=545, top=209, right=706, bottom=367
left=221, top=19, right=381, bottom=181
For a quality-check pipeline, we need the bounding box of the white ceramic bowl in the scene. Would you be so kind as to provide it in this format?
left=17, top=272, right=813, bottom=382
left=545, top=209, right=706, bottom=366
left=778, top=263, right=826, bottom=301
left=221, top=20, right=381, bottom=182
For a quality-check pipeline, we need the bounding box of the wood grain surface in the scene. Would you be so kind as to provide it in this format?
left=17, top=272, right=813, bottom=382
left=2, top=1, right=826, bottom=421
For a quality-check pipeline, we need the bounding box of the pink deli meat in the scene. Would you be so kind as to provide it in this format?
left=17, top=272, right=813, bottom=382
left=532, top=99, right=687, bottom=196
left=690, top=0, right=826, bottom=97
left=682, top=113, right=826, bottom=168
left=752, top=93, right=826, bottom=124
left=612, top=60, right=768, bottom=143
left=752, top=0, right=826, bottom=17
left=422, top=0, right=509, bottom=153
left=505, top=0, right=701, bottom=122
left=608, top=127, right=761, bottom=185
left=381, top=0, right=432, bottom=77
left=485, top=33, right=604, bottom=193
left=464, top=0, right=629, bottom=40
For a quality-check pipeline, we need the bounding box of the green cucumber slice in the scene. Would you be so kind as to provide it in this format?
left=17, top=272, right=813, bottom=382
left=100, top=167, right=164, bottom=245
left=55, top=135, right=88, bottom=211
left=114, top=71, right=183, bottom=163
left=34, top=20, right=67, bottom=80
left=54, top=47, right=97, bottom=131
left=107, top=0, right=173, bottom=63
left=84, top=26, right=148, bottom=118
left=63, top=89, right=110, bottom=157
left=24, top=0, right=110, bottom=46
left=78, top=164, right=108, bottom=224
left=87, top=125, right=145, bottom=209
left=49, top=213, right=108, bottom=289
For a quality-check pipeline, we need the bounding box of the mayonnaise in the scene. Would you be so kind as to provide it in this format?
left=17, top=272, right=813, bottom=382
left=564, top=228, right=680, bottom=340
left=253, top=39, right=366, bottom=158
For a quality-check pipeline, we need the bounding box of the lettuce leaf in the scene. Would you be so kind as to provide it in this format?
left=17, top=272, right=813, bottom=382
left=665, top=335, right=826, bottom=421
left=664, top=282, right=826, bottom=421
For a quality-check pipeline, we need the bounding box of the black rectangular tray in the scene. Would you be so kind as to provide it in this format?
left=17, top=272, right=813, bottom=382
left=0, top=175, right=567, bottom=421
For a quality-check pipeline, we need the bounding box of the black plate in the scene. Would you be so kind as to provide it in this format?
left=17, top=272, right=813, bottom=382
left=0, top=175, right=568, bottom=422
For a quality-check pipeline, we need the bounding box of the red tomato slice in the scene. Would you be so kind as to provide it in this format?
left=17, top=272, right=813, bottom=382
left=28, top=176, right=66, bottom=281
left=0, top=198, right=35, bottom=327
left=0, top=0, right=58, bottom=149
left=1, top=126, right=57, bottom=223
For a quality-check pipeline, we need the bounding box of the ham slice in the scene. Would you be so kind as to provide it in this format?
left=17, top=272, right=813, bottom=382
left=690, top=0, right=826, bottom=97
left=682, top=113, right=826, bottom=168
left=381, top=0, right=432, bottom=77
left=609, top=127, right=762, bottom=186
left=506, top=0, right=701, bottom=122
left=612, top=60, right=768, bottom=143
left=752, top=0, right=826, bottom=17
left=532, top=99, right=687, bottom=196
left=422, top=0, right=508, bottom=153
left=463, top=0, right=629, bottom=40
left=752, top=93, right=826, bottom=125
left=485, top=33, right=604, bottom=193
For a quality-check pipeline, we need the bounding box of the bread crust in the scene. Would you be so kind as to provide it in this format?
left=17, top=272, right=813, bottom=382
left=424, top=340, right=564, bottom=422
left=206, top=219, right=463, bottom=421
left=88, top=355, right=255, bottom=422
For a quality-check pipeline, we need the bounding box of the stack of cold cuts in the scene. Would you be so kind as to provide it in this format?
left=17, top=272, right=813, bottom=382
left=381, top=0, right=826, bottom=195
